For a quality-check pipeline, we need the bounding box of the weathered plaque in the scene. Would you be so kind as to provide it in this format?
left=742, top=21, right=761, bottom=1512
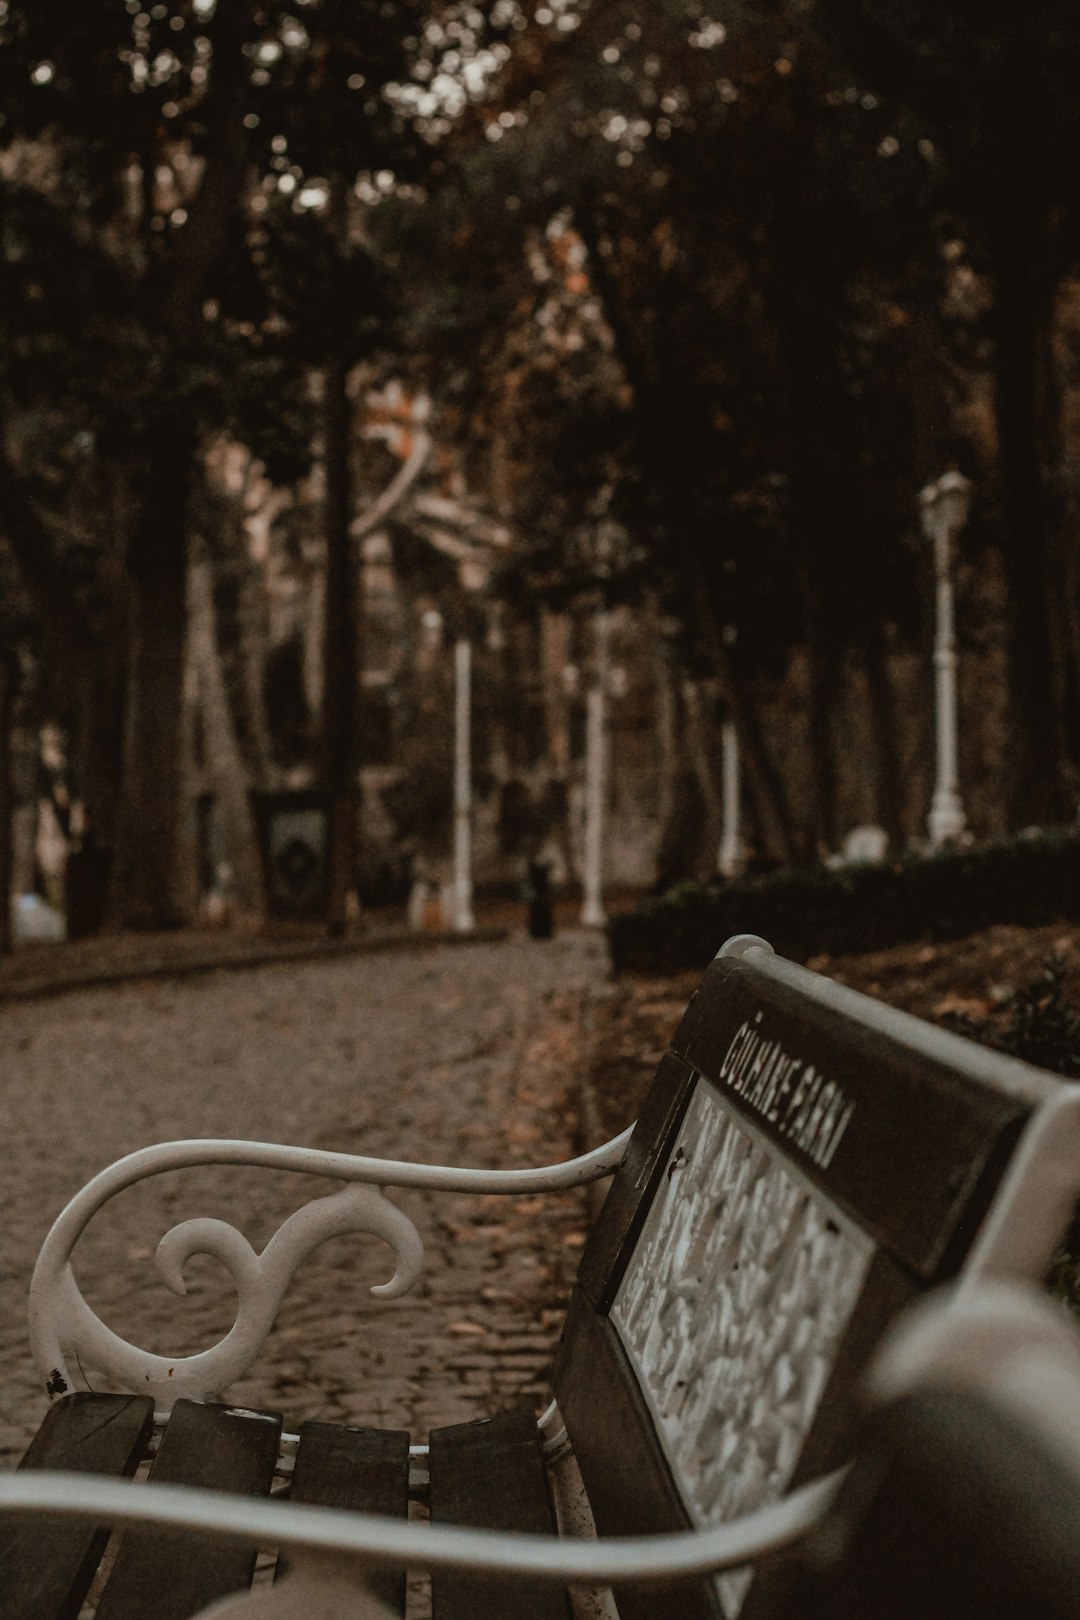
left=559, top=944, right=1073, bottom=1620
left=612, top=1076, right=873, bottom=1615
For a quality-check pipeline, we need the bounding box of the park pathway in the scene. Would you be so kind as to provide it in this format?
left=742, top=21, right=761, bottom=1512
left=0, top=930, right=609, bottom=1468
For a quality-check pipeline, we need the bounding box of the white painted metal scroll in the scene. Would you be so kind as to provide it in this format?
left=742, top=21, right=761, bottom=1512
left=29, top=1128, right=633, bottom=1406
left=39, top=1184, right=423, bottom=1407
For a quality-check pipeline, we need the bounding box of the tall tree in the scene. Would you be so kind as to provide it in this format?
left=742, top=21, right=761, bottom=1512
left=385, top=0, right=937, bottom=857
left=817, top=0, right=1080, bottom=825
left=0, top=0, right=439, bottom=924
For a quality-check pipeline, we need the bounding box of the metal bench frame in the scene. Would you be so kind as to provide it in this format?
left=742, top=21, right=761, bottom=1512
left=7, top=934, right=1080, bottom=1620
left=793, top=1276, right=1080, bottom=1618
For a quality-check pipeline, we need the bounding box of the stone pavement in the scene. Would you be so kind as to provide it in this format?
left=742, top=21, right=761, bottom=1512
left=0, top=919, right=508, bottom=1002
left=0, top=929, right=610, bottom=1471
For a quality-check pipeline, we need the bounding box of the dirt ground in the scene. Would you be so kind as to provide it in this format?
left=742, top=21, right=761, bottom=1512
left=585, top=921, right=1080, bottom=1141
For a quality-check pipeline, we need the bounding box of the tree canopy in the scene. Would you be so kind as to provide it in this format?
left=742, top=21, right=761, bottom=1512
left=3, top=0, right=1079, bottom=920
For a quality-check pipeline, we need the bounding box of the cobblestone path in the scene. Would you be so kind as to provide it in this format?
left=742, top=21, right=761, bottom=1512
left=0, top=931, right=608, bottom=1469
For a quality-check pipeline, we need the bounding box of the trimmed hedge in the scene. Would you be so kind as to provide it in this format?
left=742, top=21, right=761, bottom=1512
left=609, top=831, right=1080, bottom=974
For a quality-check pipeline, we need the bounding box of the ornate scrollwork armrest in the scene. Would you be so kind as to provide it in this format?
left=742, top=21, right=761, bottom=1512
left=30, top=1128, right=634, bottom=1406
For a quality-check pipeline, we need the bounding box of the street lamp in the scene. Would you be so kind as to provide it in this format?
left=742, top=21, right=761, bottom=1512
left=920, top=470, right=971, bottom=848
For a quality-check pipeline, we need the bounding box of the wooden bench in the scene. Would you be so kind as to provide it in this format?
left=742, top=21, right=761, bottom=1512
left=2, top=932, right=1080, bottom=1620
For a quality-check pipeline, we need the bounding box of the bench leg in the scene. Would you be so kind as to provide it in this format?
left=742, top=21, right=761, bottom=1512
left=547, top=1446, right=620, bottom=1620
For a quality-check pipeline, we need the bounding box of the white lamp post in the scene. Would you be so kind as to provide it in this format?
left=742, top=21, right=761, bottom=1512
left=452, top=637, right=475, bottom=932
left=580, top=612, right=611, bottom=928
left=920, top=471, right=971, bottom=848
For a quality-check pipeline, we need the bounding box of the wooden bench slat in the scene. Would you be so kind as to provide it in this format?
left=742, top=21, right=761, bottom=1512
left=429, top=1407, right=569, bottom=1620
left=289, top=1421, right=410, bottom=1616
left=0, top=1394, right=154, bottom=1620
left=94, top=1399, right=282, bottom=1620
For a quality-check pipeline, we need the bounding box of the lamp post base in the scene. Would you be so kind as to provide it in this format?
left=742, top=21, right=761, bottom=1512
left=928, top=793, right=967, bottom=848
left=452, top=898, right=475, bottom=933
left=580, top=897, right=607, bottom=929
left=718, top=837, right=746, bottom=881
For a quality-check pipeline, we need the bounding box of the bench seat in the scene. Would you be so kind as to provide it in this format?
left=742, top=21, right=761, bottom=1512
left=2, top=1395, right=569, bottom=1620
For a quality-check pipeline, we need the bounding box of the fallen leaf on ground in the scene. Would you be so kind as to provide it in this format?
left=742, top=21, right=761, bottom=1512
left=932, top=993, right=993, bottom=1018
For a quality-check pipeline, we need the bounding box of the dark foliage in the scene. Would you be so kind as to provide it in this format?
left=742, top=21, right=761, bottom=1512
left=938, top=956, right=1080, bottom=1080
left=609, top=832, right=1080, bottom=974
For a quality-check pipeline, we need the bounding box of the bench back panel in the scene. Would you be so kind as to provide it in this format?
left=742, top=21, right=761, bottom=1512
left=554, top=946, right=1068, bottom=1620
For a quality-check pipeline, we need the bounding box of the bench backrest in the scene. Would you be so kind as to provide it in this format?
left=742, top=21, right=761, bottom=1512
left=793, top=1280, right=1080, bottom=1620
left=553, top=936, right=1080, bottom=1620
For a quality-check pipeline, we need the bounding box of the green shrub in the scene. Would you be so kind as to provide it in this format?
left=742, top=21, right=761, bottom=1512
left=609, top=831, right=1080, bottom=974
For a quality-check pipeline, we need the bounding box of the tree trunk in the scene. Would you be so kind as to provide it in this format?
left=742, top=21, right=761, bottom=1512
left=804, top=590, right=840, bottom=859
left=0, top=651, right=15, bottom=956
left=189, top=556, right=264, bottom=914
left=693, top=598, right=799, bottom=865
left=1056, top=493, right=1080, bottom=790
left=725, top=678, right=799, bottom=866
left=111, top=426, right=196, bottom=928
left=234, top=461, right=286, bottom=786
left=538, top=609, right=571, bottom=779
left=236, top=571, right=276, bottom=788
left=681, top=679, right=723, bottom=878
left=105, top=1, right=256, bottom=929
left=765, top=261, right=845, bottom=861
left=322, top=350, right=358, bottom=935
left=652, top=628, right=681, bottom=885
left=576, top=205, right=800, bottom=864
left=74, top=486, right=130, bottom=860
left=860, top=625, right=905, bottom=849
left=988, top=215, right=1070, bottom=828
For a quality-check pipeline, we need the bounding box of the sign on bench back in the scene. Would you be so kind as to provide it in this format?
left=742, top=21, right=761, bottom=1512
left=554, top=936, right=1080, bottom=1620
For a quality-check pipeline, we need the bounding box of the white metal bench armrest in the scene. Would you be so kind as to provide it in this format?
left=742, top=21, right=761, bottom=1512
left=868, top=1277, right=1080, bottom=1462
left=0, top=1464, right=841, bottom=1619
left=29, top=1129, right=634, bottom=1405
